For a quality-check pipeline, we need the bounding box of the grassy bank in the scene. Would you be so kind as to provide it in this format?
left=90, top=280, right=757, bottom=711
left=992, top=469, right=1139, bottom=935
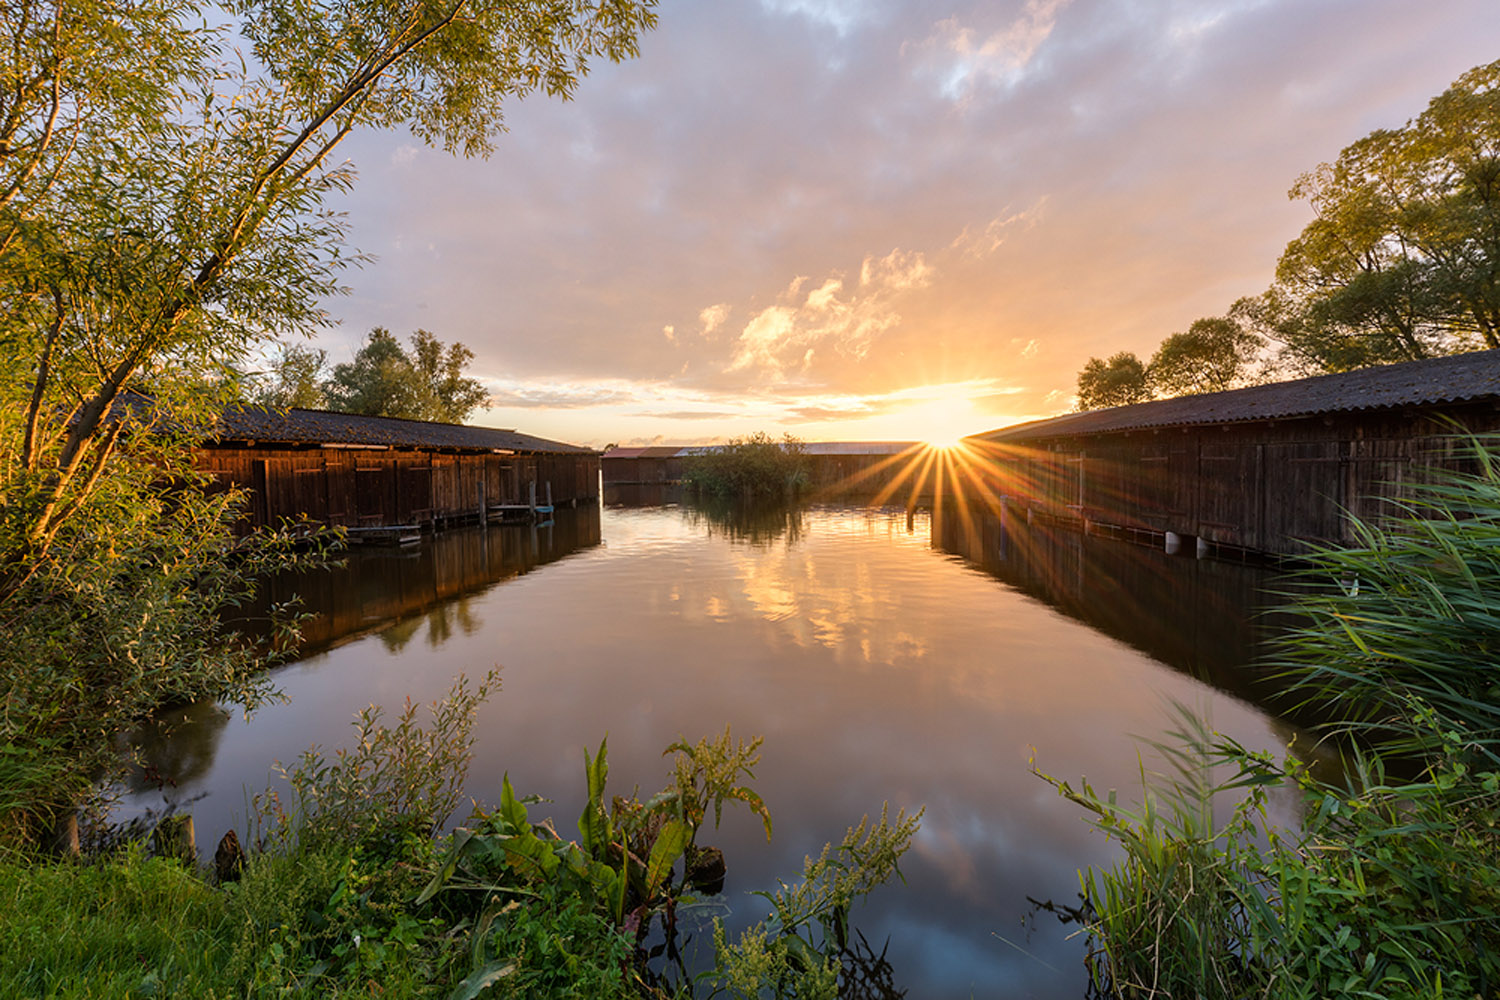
left=1, top=683, right=918, bottom=1000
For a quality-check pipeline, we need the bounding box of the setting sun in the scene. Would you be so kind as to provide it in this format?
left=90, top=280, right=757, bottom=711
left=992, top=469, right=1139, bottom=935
left=902, top=394, right=979, bottom=450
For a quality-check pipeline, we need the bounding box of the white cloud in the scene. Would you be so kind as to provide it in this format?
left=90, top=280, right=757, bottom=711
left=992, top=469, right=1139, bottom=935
left=859, top=248, right=933, bottom=289
left=914, top=0, right=1072, bottom=100
left=951, top=198, right=1049, bottom=257
left=699, top=303, right=732, bottom=337
left=805, top=277, right=843, bottom=310
left=725, top=249, right=934, bottom=378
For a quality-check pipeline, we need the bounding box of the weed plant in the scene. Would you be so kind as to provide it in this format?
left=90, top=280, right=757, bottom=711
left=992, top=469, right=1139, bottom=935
left=1042, top=436, right=1500, bottom=999
left=0, top=680, right=918, bottom=998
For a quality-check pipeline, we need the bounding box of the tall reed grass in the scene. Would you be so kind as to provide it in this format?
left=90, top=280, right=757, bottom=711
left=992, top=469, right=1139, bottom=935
left=1044, top=435, right=1500, bottom=999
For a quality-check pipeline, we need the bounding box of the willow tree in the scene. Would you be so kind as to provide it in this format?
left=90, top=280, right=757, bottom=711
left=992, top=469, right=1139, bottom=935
left=1267, top=59, right=1500, bottom=371
left=0, top=0, right=657, bottom=839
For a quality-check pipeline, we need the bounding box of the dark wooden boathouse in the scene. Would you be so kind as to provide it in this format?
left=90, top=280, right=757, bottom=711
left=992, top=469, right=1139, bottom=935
left=959, top=350, right=1500, bottom=558
left=199, top=407, right=600, bottom=536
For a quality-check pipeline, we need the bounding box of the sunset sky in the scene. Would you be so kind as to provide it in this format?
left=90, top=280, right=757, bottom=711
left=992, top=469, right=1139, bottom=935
left=316, top=0, right=1500, bottom=448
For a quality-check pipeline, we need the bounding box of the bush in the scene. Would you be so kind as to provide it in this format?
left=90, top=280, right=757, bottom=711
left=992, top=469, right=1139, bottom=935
left=683, top=433, right=810, bottom=499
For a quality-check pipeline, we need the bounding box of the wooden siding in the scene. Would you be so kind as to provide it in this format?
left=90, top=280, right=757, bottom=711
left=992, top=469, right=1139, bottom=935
left=959, top=401, right=1500, bottom=557
left=198, top=445, right=600, bottom=533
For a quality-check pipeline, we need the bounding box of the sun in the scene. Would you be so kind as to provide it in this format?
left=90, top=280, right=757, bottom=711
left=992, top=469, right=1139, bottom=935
left=903, top=395, right=979, bottom=450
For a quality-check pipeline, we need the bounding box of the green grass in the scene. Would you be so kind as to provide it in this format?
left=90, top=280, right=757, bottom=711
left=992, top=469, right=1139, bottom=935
left=0, top=848, right=233, bottom=998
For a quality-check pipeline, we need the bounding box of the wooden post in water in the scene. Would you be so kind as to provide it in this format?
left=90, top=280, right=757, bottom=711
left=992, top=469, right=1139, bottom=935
left=153, top=814, right=196, bottom=864
left=529, top=480, right=537, bottom=517
left=478, top=479, right=486, bottom=526
left=546, top=481, right=553, bottom=508
left=50, top=813, right=79, bottom=857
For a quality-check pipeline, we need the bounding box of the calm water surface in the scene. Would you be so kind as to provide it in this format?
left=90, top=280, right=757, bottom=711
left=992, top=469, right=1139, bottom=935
left=123, top=489, right=1305, bottom=998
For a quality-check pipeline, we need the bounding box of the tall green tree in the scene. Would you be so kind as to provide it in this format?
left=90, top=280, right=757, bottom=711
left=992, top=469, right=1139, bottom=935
left=1147, top=316, right=1263, bottom=397
left=1075, top=351, right=1150, bottom=410
left=1267, top=58, right=1500, bottom=371
left=253, top=342, right=330, bottom=409
left=326, top=327, right=489, bottom=423
left=0, top=0, right=656, bottom=838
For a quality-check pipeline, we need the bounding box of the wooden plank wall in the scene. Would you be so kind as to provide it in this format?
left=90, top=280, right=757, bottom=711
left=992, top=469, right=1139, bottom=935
left=196, top=446, right=601, bottom=533
left=962, top=401, right=1500, bottom=557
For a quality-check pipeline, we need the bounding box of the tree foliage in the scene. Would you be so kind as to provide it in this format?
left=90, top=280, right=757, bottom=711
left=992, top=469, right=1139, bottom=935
left=1075, top=352, right=1150, bottom=410
left=252, top=342, right=330, bottom=409
left=1147, top=316, right=1263, bottom=397
left=1263, top=59, right=1500, bottom=371
left=325, top=328, right=489, bottom=424
left=0, top=0, right=657, bottom=832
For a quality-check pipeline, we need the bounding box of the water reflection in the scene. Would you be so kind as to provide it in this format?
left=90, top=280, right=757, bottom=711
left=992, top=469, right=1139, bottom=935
left=120, top=496, right=1307, bottom=1000
left=684, top=497, right=807, bottom=549
left=933, top=500, right=1280, bottom=705
left=236, top=505, right=602, bottom=655
left=126, top=508, right=600, bottom=802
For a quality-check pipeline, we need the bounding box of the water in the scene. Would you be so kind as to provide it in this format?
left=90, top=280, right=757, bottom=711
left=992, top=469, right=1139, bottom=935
left=121, top=489, right=1306, bottom=998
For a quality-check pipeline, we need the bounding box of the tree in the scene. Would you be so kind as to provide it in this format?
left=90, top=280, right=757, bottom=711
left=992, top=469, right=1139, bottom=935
left=325, top=328, right=489, bottom=423
left=1267, top=59, right=1500, bottom=371
left=0, top=0, right=656, bottom=838
left=1075, top=351, right=1150, bottom=410
left=408, top=329, right=491, bottom=424
left=1147, top=316, right=1263, bottom=397
left=253, top=343, right=330, bottom=409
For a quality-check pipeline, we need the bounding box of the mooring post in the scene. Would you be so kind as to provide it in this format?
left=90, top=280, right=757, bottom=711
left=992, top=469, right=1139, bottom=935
left=478, top=479, right=486, bottom=527
left=152, top=814, right=196, bottom=865
left=50, top=813, right=80, bottom=857
left=529, top=479, right=537, bottom=516
left=546, top=481, right=553, bottom=508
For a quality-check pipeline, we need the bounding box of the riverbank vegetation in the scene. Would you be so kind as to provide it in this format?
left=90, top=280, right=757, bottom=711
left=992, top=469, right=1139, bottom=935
left=1075, top=58, right=1500, bottom=409
left=1044, top=437, right=1500, bottom=998
left=1, top=673, right=918, bottom=998
left=0, top=0, right=656, bottom=843
left=683, top=434, right=811, bottom=499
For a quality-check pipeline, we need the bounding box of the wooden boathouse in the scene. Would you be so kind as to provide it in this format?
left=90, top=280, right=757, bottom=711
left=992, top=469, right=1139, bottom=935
left=960, top=350, right=1500, bottom=558
left=200, top=407, right=600, bottom=538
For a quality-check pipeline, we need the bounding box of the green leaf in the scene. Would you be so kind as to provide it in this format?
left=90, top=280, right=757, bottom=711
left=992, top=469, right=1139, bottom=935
left=578, top=737, right=612, bottom=859
left=449, top=959, right=516, bottom=1000
left=645, top=819, right=690, bottom=894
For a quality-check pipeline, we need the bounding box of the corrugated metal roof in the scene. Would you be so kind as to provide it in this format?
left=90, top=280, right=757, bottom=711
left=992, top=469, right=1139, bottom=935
left=601, top=445, right=690, bottom=459
left=212, top=406, right=596, bottom=454
left=800, top=441, right=923, bottom=456
left=969, top=350, right=1500, bottom=444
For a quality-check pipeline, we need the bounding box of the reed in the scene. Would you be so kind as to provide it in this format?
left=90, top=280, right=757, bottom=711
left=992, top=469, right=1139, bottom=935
left=1047, top=434, right=1500, bottom=999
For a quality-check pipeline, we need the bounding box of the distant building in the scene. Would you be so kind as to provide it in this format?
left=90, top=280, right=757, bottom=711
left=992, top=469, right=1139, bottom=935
left=601, top=441, right=937, bottom=501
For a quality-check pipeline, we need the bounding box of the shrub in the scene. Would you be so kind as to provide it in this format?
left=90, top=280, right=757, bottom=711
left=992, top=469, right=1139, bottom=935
left=683, top=433, right=810, bottom=499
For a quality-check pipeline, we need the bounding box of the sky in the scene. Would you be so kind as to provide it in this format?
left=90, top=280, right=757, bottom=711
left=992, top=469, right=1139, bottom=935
left=313, top=0, right=1500, bottom=449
